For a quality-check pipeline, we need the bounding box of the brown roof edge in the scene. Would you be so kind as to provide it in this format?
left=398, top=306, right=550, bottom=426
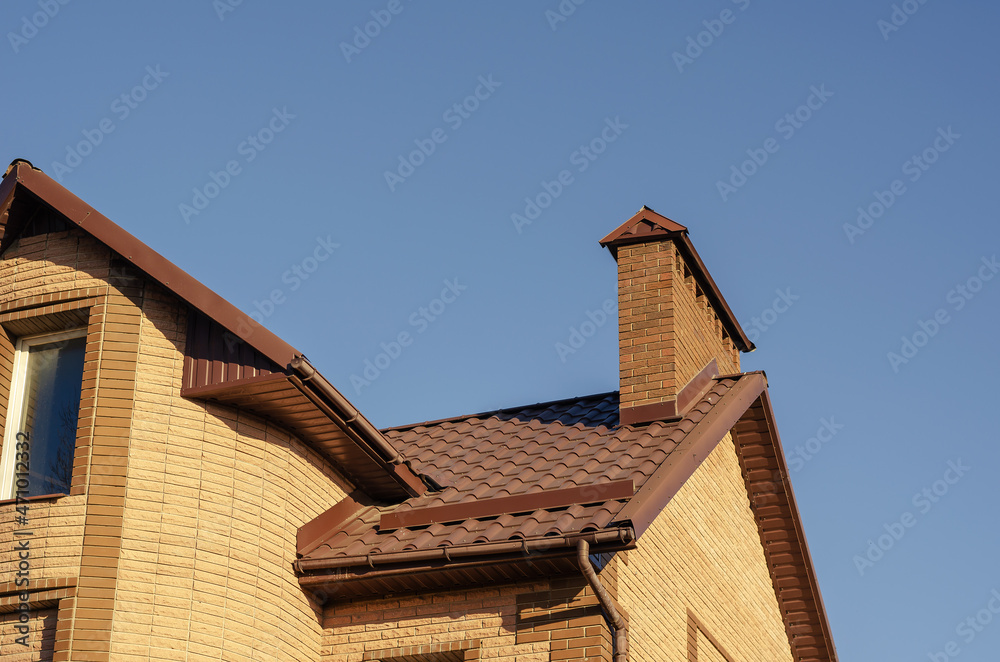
left=754, top=388, right=840, bottom=661
left=599, top=207, right=754, bottom=353
left=613, top=373, right=768, bottom=537
left=297, top=492, right=369, bottom=559
left=296, top=526, right=635, bottom=576
left=2, top=160, right=298, bottom=367
left=289, top=356, right=426, bottom=498
left=379, top=479, right=635, bottom=531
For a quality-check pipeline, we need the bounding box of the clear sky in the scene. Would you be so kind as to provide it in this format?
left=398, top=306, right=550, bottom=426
left=5, top=2, right=999, bottom=659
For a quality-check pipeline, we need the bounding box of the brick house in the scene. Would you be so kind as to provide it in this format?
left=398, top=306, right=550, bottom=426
left=0, top=159, right=837, bottom=661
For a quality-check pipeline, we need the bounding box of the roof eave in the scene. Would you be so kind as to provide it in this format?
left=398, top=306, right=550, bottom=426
left=296, top=527, right=636, bottom=601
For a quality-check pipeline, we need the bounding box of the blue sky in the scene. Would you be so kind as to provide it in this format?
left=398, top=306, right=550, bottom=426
left=5, top=2, right=999, bottom=659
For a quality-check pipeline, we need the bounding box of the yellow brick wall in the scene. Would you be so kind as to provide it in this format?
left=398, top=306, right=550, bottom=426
left=0, top=232, right=102, bottom=606
left=617, top=433, right=793, bottom=662
left=112, top=281, right=350, bottom=661
left=0, top=229, right=355, bottom=660
left=0, top=606, right=57, bottom=660
left=0, top=497, right=86, bottom=584
left=322, top=583, right=549, bottom=662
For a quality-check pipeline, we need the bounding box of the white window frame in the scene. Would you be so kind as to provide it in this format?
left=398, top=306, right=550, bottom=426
left=0, top=328, right=87, bottom=500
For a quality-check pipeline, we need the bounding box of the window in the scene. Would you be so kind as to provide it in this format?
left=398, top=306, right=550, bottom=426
left=0, top=329, right=87, bottom=499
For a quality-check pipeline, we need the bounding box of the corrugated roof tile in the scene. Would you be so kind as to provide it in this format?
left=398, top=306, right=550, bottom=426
left=300, top=382, right=742, bottom=564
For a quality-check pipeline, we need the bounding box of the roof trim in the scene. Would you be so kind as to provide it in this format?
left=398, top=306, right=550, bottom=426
left=296, top=527, right=635, bottom=575
left=614, top=373, right=768, bottom=536
left=378, top=479, right=635, bottom=531
left=1, top=160, right=297, bottom=367
left=734, top=389, right=839, bottom=662
left=297, top=492, right=369, bottom=559
left=599, top=205, right=754, bottom=353
left=1, top=159, right=423, bottom=501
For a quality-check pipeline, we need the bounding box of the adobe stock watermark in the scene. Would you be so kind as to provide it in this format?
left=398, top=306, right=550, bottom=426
left=843, top=126, right=960, bottom=243
left=213, top=0, right=244, bottom=21
left=350, top=278, right=468, bottom=394
left=745, top=288, right=799, bottom=343
left=877, top=0, right=932, bottom=41
left=7, top=0, right=71, bottom=54
left=179, top=107, right=296, bottom=224
left=545, top=0, right=587, bottom=31
left=853, top=458, right=970, bottom=576
left=222, top=235, right=340, bottom=351
left=49, top=65, right=169, bottom=182
left=384, top=75, right=502, bottom=192
left=340, top=0, right=413, bottom=63
left=673, top=0, right=752, bottom=73
left=554, top=299, right=615, bottom=363
left=928, top=589, right=1000, bottom=661
left=716, top=84, right=833, bottom=202
left=786, top=417, right=844, bottom=472
left=511, top=117, right=628, bottom=234
left=887, top=255, right=997, bottom=373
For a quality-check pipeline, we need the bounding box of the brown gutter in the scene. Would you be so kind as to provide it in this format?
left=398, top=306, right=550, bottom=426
left=289, top=356, right=427, bottom=497
left=578, top=539, right=627, bottom=662
left=296, top=527, right=635, bottom=576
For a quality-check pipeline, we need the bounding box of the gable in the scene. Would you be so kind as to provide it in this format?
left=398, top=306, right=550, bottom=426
left=0, top=159, right=426, bottom=502
left=618, top=432, right=795, bottom=661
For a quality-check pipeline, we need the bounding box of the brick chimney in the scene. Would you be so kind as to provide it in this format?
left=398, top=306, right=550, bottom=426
left=600, top=207, right=754, bottom=426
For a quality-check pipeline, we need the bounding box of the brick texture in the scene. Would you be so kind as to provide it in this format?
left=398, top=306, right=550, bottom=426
left=616, top=433, right=794, bottom=661
left=617, top=241, right=739, bottom=410
left=0, top=228, right=354, bottom=661
left=0, top=606, right=57, bottom=660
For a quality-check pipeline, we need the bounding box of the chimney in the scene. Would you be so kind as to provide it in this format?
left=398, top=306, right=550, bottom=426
left=600, top=207, right=754, bottom=426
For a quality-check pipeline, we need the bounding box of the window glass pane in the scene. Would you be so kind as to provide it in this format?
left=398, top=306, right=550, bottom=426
left=17, top=336, right=86, bottom=496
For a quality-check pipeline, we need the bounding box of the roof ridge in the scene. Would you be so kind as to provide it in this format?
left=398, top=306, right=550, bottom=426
left=381, top=391, right=619, bottom=432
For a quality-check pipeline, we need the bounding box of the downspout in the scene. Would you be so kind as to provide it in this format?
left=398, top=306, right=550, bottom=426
left=578, top=539, right=628, bottom=662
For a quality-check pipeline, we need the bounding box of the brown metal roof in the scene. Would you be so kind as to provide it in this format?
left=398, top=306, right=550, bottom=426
left=297, top=375, right=839, bottom=661
left=600, top=205, right=755, bottom=353
left=297, top=376, right=752, bottom=570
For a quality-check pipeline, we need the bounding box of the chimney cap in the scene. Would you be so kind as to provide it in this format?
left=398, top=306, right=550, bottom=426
left=599, top=205, right=687, bottom=256
left=599, top=206, right=755, bottom=353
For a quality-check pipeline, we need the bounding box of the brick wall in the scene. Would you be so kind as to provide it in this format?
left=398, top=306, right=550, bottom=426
left=321, top=574, right=620, bottom=662
left=616, top=433, right=793, bottom=661
left=0, top=229, right=354, bottom=660
left=0, top=606, right=57, bottom=660
left=617, top=240, right=739, bottom=410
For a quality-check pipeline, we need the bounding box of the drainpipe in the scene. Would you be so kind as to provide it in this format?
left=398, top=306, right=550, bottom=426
left=578, top=539, right=628, bottom=662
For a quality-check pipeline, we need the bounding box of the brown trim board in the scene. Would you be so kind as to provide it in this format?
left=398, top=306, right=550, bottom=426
left=614, top=373, right=767, bottom=537
left=732, top=390, right=839, bottom=662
